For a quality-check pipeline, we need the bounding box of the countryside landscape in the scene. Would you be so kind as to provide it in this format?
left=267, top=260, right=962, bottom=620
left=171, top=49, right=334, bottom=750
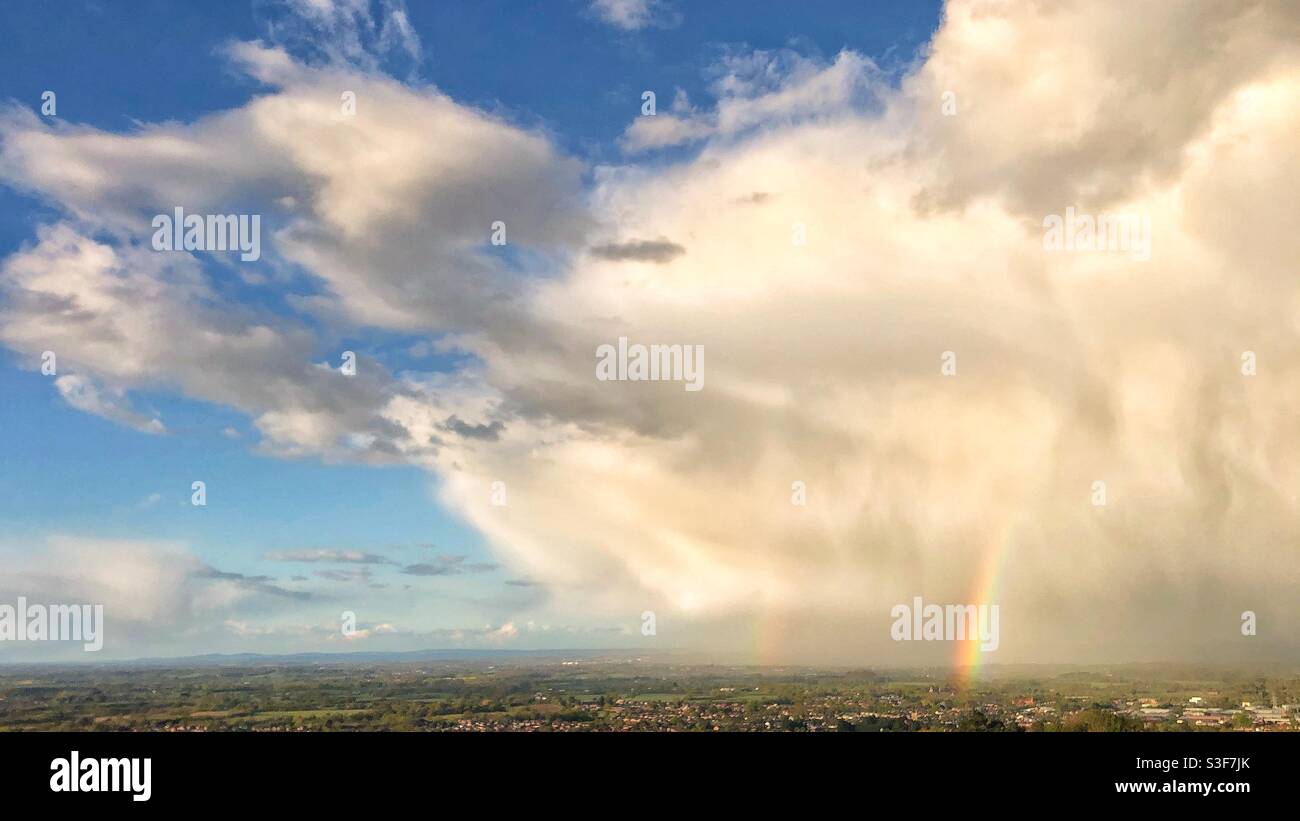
left=3, top=658, right=1297, bottom=732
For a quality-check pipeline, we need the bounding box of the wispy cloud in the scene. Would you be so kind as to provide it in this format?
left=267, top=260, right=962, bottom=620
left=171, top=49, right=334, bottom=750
left=587, top=0, right=677, bottom=31
left=313, top=567, right=386, bottom=588
left=261, top=0, right=422, bottom=73
left=54, top=374, right=164, bottom=434
left=265, top=549, right=395, bottom=565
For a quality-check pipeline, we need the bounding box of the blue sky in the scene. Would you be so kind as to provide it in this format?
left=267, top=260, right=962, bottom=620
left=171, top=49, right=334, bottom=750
left=0, top=1, right=940, bottom=147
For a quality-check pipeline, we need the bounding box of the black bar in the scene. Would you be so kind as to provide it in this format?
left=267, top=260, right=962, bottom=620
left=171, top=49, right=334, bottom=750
left=0, top=730, right=1280, bottom=807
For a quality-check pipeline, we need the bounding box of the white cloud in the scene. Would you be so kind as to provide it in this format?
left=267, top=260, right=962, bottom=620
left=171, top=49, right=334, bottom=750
left=0, top=223, right=410, bottom=462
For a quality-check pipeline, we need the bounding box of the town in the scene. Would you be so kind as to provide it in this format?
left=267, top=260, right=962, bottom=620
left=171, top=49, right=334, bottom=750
left=2, top=658, right=1296, bottom=732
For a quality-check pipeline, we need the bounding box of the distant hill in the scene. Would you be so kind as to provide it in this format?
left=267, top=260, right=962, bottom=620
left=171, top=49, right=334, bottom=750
left=109, top=648, right=644, bottom=667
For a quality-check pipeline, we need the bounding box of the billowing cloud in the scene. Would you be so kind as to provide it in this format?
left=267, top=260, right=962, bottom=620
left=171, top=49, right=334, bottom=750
left=0, top=536, right=313, bottom=658
left=421, top=0, right=1300, bottom=663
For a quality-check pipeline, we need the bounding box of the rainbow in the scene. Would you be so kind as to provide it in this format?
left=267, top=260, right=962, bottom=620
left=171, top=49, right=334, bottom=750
left=745, top=514, right=1023, bottom=678
left=953, top=516, right=1021, bottom=689
left=752, top=604, right=787, bottom=667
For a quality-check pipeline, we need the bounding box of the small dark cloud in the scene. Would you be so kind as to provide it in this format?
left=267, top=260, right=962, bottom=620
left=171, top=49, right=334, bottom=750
left=589, top=238, right=685, bottom=264
left=440, top=414, right=505, bottom=442
left=403, top=555, right=499, bottom=576
left=734, top=191, right=773, bottom=205
left=192, top=565, right=310, bottom=600
left=505, top=578, right=538, bottom=587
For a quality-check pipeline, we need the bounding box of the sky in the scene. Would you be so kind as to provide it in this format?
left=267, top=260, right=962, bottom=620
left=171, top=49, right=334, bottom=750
left=0, top=0, right=1297, bottom=666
